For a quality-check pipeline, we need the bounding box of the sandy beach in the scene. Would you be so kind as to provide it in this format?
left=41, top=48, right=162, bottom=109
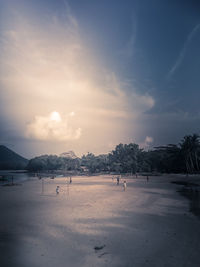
left=1, top=174, right=200, bottom=267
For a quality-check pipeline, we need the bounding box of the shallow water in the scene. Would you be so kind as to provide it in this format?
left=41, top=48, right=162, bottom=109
left=179, top=187, right=200, bottom=218
left=0, top=170, right=34, bottom=185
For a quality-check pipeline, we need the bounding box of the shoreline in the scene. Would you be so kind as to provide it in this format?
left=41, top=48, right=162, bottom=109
left=1, top=174, right=200, bottom=266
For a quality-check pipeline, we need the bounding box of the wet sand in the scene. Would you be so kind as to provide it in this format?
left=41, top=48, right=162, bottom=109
left=1, top=174, right=200, bottom=267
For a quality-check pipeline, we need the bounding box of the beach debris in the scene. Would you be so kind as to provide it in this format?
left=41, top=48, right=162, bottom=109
left=98, top=252, right=109, bottom=258
left=94, top=244, right=105, bottom=251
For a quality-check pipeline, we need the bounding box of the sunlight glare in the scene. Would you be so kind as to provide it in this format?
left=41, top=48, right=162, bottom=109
left=50, top=111, right=61, bottom=122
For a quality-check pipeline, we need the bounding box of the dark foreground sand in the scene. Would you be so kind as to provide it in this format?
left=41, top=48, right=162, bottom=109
left=1, top=174, right=200, bottom=267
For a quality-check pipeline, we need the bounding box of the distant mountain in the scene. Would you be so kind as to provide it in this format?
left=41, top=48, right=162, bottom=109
left=59, top=150, right=77, bottom=159
left=0, top=145, right=28, bottom=170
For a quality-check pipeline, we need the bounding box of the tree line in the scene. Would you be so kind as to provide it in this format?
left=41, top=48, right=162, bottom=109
left=27, top=134, right=200, bottom=174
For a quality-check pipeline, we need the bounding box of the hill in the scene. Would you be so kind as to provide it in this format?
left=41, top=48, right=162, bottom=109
left=0, top=145, right=28, bottom=170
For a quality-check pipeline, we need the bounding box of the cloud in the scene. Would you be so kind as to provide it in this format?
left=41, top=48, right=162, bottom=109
left=140, top=136, right=154, bottom=149
left=119, top=15, right=137, bottom=58
left=168, top=24, right=200, bottom=78
left=26, top=111, right=81, bottom=141
left=0, top=3, right=155, bottom=155
left=145, top=136, right=153, bottom=144
left=69, top=111, right=75, bottom=117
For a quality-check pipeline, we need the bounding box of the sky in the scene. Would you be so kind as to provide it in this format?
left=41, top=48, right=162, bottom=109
left=0, top=0, right=200, bottom=159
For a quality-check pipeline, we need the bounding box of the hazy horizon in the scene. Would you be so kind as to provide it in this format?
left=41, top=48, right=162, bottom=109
left=1, top=0, right=200, bottom=158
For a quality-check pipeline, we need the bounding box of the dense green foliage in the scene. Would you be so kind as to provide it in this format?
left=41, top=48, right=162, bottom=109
left=27, top=155, right=81, bottom=172
left=108, top=143, right=140, bottom=173
left=81, top=153, right=108, bottom=173
left=26, top=134, right=200, bottom=174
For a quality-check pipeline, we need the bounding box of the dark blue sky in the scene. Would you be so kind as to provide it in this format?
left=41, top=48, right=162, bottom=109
left=1, top=0, right=200, bottom=157
left=67, top=0, right=200, bottom=114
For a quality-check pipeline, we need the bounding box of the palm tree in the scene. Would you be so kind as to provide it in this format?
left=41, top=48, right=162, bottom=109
left=190, top=134, right=200, bottom=171
left=180, top=134, right=200, bottom=174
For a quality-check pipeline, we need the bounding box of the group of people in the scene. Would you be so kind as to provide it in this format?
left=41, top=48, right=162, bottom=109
left=56, top=176, right=128, bottom=195
left=55, top=175, right=151, bottom=195
left=114, top=174, right=150, bottom=191
left=114, top=175, right=127, bottom=191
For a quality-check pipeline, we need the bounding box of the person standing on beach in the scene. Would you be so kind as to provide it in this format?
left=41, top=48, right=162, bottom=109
left=70, top=177, right=72, bottom=184
left=56, top=186, right=60, bottom=194
left=146, top=175, right=149, bottom=182
left=117, top=176, right=120, bottom=185
left=123, top=180, right=127, bottom=191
